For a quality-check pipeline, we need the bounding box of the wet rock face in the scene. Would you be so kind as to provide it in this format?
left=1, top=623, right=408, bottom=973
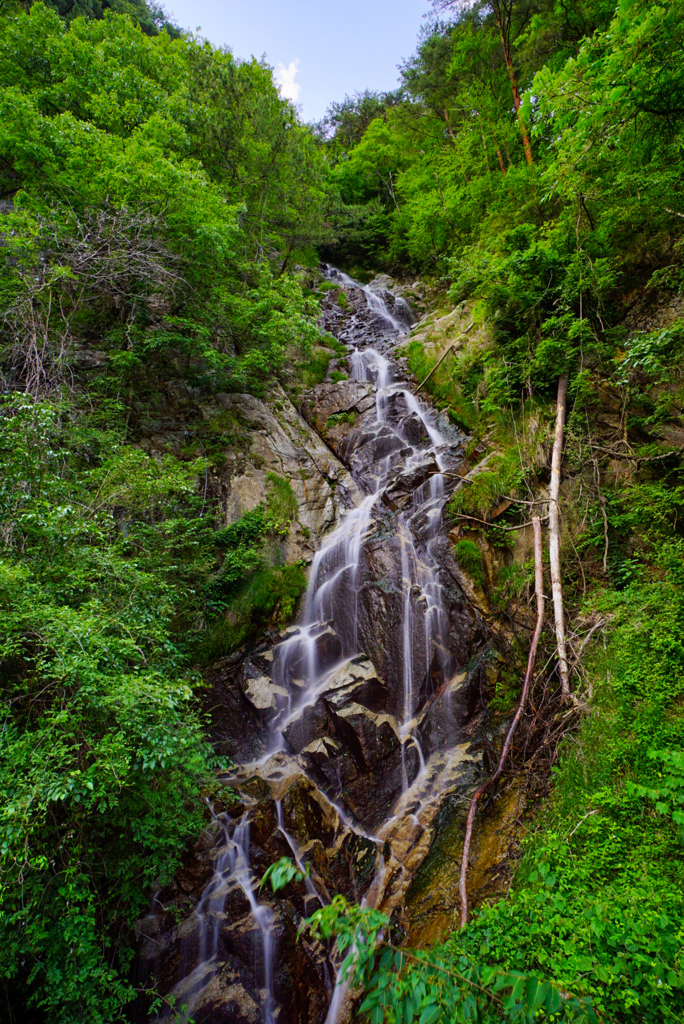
left=300, top=380, right=375, bottom=437
left=349, top=508, right=483, bottom=725
left=250, top=655, right=410, bottom=831
left=202, top=651, right=267, bottom=764
left=136, top=761, right=380, bottom=1024
left=129, top=368, right=360, bottom=566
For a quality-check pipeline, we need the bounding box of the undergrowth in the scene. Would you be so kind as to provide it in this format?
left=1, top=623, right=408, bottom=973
left=448, top=543, right=684, bottom=1022
left=0, top=398, right=305, bottom=1021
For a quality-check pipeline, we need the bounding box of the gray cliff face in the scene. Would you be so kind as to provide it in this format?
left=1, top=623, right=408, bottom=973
left=197, top=385, right=362, bottom=564
left=136, top=271, right=505, bottom=1024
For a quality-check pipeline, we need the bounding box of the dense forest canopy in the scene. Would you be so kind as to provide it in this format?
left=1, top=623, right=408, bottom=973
left=1, top=0, right=684, bottom=1019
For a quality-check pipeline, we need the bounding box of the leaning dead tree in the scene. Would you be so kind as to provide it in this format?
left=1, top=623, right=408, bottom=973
left=1, top=206, right=184, bottom=398
left=458, top=515, right=544, bottom=928
left=549, top=374, right=570, bottom=696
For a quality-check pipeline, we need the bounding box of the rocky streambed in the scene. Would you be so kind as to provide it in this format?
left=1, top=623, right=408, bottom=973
left=135, top=270, right=517, bottom=1024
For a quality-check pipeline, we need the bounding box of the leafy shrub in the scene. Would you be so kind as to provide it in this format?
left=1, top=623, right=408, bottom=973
left=299, top=895, right=597, bottom=1024
left=0, top=400, right=305, bottom=1018
left=449, top=448, right=529, bottom=519
left=0, top=400, right=220, bottom=1021
left=448, top=540, right=684, bottom=1023
left=303, top=348, right=334, bottom=386
left=629, top=749, right=684, bottom=843
left=326, top=410, right=356, bottom=428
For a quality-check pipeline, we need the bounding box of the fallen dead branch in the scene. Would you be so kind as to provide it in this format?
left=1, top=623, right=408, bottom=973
left=413, top=320, right=474, bottom=393
left=450, top=511, right=549, bottom=532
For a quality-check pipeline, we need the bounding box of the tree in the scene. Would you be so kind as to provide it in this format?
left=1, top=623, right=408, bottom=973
left=317, top=89, right=404, bottom=152
left=434, top=0, right=535, bottom=163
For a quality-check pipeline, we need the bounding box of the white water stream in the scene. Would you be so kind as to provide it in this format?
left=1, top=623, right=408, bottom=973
left=163, top=805, right=276, bottom=1024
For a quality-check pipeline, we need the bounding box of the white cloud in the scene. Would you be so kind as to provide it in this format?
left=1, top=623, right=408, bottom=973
left=274, top=59, right=301, bottom=103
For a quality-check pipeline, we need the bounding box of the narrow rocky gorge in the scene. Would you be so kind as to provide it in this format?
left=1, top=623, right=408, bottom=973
left=136, top=271, right=512, bottom=1024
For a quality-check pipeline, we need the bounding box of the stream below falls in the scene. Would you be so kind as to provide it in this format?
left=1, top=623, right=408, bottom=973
left=138, top=269, right=506, bottom=1024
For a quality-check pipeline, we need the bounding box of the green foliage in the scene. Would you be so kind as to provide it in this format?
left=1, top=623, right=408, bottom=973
left=0, top=1, right=329, bottom=399
left=446, top=540, right=684, bottom=1023
left=4, top=0, right=684, bottom=1020
left=264, top=472, right=299, bottom=530
left=326, top=410, right=356, bottom=428
left=204, top=561, right=307, bottom=658
left=0, top=410, right=305, bottom=1015
left=316, top=89, right=404, bottom=153
left=324, top=0, right=684, bottom=399
left=319, top=14, right=684, bottom=1016
left=301, top=347, right=334, bottom=387
left=302, top=895, right=596, bottom=1023
left=629, top=750, right=684, bottom=842
left=449, top=447, right=529, bottom=519
left=0, top=398, right=224, bottom=1020
left=204, top=474, right=305, bottom=653
left=37, top=0, right=181, bottom=36
left=261, top=855, right=306, bottom=893
left=0, top=10, right=326, bottom=1010
left=616, top=321, right=684, bottom=389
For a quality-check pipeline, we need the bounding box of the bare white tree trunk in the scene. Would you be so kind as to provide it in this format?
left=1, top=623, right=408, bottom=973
left=549, top=373, right=570, bottom=696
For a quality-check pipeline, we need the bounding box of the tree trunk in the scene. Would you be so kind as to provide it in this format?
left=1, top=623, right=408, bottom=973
left=279, top=234, right=296, bottom=276
left=493, top=7, right=534, bottom=166
left=492, top=134, right=507, bottom=175
left=442, top=106, right=457, bottom=143
left=549, top=373, right=570, bottom=696
left=458, top=516, right=545, bottom=928
left=481, top=133, right=491, bottom=173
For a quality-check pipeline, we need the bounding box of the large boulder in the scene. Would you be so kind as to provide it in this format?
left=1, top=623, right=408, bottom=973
left=300, top=379, right=375, bottom=435
left=202, top=385, right=363, bottom=564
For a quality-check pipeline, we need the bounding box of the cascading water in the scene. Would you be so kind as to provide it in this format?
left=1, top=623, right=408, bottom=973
left=275, top=800, right=322, bottom=906
left=326, top=265, right=413, bottom=336
left=263, top=333, right=455, bottom=796
left=344, top=343, right=453, bottom=776
left=154, top=267, right=483, bottom=1024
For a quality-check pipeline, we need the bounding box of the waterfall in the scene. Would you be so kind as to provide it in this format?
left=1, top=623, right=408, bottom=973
left=265, top=333, right=454, bottom=779
left=158, top=267, right=472, bottom=1024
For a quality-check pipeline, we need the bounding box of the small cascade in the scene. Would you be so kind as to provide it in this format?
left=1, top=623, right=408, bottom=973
left=275, top=801, right=322, bottom=906
left=224, top=816, right=277, bottom=1024
left=326, top=265, right=412, bottom=335
left=164, top=807, right=276, bottom=1024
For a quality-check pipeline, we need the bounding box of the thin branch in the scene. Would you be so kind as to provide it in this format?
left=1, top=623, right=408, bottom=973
left=459, top=516, right=544, bottom=928
left=450, top=511, right=549, bottom=531
left=413, top=321, right=474, bottom=393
